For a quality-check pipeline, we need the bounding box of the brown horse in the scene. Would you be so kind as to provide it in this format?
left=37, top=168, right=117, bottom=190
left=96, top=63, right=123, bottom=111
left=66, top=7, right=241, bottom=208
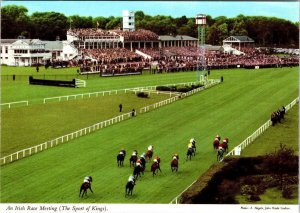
left=129, top=155, right=138, bottom=167
left=219, top=142, right=228, bottom=153
left=146, top=150, right=153, bottom=161
left=213, top=138, right=220, bottom=150
left=79, top=176, right=93, bottom=197
left=151, top=162, right=161, bottom=176
left=171, top=157, right=178, bottom=172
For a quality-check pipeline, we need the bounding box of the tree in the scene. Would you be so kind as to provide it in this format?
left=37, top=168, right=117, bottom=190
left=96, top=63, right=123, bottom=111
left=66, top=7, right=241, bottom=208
left=31, top=12, right=68, bottom=40
left=1, top=5, right=31, bottom=38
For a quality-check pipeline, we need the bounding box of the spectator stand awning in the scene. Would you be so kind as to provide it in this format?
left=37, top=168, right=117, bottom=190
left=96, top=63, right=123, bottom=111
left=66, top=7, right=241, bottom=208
left=159, top=35, right=197, bottom=48
left=223, top=36, right=254, bottom=50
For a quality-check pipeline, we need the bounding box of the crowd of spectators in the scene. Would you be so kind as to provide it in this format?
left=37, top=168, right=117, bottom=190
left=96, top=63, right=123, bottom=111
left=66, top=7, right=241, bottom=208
left=76, top=46, right=298, bottom=75
left=68, top=28, right=114, bottom=37
left=112, top=29, right=159, bottom=41
left=81, top=48, right=142, bottom=64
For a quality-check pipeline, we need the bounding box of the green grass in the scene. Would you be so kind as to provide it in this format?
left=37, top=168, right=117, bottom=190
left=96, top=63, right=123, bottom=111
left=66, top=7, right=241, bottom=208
left=235, top=103, right=299, bottom=204
left=236, top=185, right=298, bottom=204
left=242, top=103, right=299, bottom=156
left=1, top=92, right=171, bottom=156
left=0, top=67, right=298, bottom=203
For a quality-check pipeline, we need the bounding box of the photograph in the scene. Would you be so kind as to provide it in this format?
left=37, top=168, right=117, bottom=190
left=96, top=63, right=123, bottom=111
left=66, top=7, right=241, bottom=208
left=0, top=1, right=299, bottom=212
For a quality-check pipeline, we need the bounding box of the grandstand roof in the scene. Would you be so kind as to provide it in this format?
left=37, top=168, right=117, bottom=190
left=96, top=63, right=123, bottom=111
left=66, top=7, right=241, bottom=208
left=44, top=41, right=63, bottom=51
left=223, top=36, right=254, bottom=43
left=159, top=35, right=197, bottom=41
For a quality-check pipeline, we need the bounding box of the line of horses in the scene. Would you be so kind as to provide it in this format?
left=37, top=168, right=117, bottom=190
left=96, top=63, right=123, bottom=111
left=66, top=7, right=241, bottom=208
left=80, top=136, right=229, bottom=197
left=271, top=106, right=285, bottom=126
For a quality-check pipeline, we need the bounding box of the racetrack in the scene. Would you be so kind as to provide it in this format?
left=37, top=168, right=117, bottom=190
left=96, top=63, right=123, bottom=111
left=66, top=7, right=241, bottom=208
left=0, top=67, right=298, bottom=203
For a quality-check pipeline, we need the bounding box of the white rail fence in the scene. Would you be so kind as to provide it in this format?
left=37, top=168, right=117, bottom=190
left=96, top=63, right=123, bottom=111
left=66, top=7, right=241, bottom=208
left=226, top=96, right=299, bottom=157
left=0, top=112, right=134, bottom=165
left=0, top=101, right=29, bottom=109
left=140, top=79, right=221, bottom=114
left=43, top=81, right=209, bottom=104
left=169, top=96, right=299, bottom=204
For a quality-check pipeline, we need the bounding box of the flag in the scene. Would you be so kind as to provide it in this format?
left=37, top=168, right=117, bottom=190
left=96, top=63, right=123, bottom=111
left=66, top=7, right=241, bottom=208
left=97, top=21, right=99, bottom=28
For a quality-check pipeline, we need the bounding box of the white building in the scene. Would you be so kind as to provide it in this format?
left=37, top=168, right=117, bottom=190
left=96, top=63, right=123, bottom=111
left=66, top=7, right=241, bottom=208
left=1, top=39, right=78, bottom=66
left=122, top=10, right=135, bottom=31
left=1, top=39, right=51, bottom=66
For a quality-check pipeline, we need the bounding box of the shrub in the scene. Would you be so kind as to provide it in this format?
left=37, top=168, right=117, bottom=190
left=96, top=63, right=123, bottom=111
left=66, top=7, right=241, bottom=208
left=176, top=86, right=192, bottom=93
left=282, top=185, right=293, bottom=199
left=136, top=92, right=149, bottom=98
left=248, top=195, right=261, bottom=202
left=156, top=86, right=171, bottom=91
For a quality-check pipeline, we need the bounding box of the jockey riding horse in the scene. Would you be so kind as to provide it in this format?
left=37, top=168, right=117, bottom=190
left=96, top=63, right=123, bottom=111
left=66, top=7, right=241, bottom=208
left=125, top=175, right=136, bottom=196
left=79, top=176, right=93, bottom=197
left=151, top=156, right=162, bottom=176
left=171, top=154, right=179, bottom=172
left=146, top=145, right=153, bottom=161
left=129, top=150, right=138, bottom=167
left=117, top=149, right=126, bottom=167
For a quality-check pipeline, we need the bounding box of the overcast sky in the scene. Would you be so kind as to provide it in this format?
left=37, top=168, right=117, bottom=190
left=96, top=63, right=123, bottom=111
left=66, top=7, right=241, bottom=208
left=2, top=1, right=299, bottom=22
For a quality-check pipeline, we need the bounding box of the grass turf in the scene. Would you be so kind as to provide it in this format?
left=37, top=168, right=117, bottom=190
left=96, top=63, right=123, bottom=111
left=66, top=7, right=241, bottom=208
left=0, top=67, right=298, bottom=203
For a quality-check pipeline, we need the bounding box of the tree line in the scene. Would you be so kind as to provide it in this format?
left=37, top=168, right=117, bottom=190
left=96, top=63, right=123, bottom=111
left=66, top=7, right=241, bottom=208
left=1, top=5, right=299, bottom=47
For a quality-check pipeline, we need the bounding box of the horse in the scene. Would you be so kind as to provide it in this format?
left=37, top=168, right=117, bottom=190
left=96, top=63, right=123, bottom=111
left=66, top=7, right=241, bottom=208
left=171, top=157, right=178, bottom=172
left=146, top=150, right=153, bottom=162
left=151, top=162, right=161, bottom=176
left=129, top=155, right=138, bottom=168
left=125, top=179, right=135, bottom=196
left=133, top=164, right=143, bottom=180
left=79, top=176, right=93, bottom=197
left=220, top=142, right=228, bottom=153
left=117, top=152, right=125, bottom=167
left=217, top=148, right=225, bottom=161
left=186, top=147, right=195, bottom=160
left=213, top=138, right=220, bottom=150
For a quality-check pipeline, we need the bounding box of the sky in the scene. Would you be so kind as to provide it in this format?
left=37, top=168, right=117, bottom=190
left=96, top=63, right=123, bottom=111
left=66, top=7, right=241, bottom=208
left=1, top=1, right=299, bottom=22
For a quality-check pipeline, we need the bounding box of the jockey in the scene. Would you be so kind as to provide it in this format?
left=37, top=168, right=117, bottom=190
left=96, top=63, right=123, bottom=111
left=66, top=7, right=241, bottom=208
left=128, top=175, right=135, bottom=184
left=218, top=145, right=224, bottom=152
left=188, top=142, right=193, bottom=149
left=173, top=153, right=179, bottom=160
left=147, top=145, right=153, bottom=152
left=132, top=150, right=138, bottom=156
left=136, top=159, right=142, bottom=167
left=83, top=176, right=92, bottom=183
left=224, top=138, right=229, bottom=143
left=140, top=153, right=146, bottom=160
left=153, top=156, right=160, bottom=164
left=216, top=135, right=221, bottom=141
left=120, top=149, right=126, bottom=156
left=222, top=139, right=227, bottom=144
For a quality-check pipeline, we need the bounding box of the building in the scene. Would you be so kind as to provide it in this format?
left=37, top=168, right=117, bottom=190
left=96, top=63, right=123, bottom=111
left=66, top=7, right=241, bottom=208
left=1, top=39, right=51, bottom=66
left=122, top=10, right=135, bottom=31
left=223, top=36, right=254, bottom=50
left=159, top=35, right=198, bottom=48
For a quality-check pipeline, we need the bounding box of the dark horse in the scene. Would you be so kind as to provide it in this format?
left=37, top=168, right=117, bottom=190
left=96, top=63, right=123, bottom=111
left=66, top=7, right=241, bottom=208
left=117, top=152, right=125, bottom=167
left=151, top=162, right=161, bottom=176
left=125, top=178, right=136, bottom=196
left=186, top=147, right=195, bottom=160
left=129, top=155, right=138, bottom=168
left=133, top=164, right=143, bottom=180
left=171, top=157, right=178, bottom=172
left=217, top=148, right=225, bottom=161
left=213, top=138, right=220, bottom=150
left=146, top=150, right=153, bottom=162
left=79, top=176, right=93, bottom=197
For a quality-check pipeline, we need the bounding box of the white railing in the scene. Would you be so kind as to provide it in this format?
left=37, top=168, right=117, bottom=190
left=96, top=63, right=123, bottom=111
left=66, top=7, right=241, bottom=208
left=43, top=89, right=122, bottom=103
left=140, top=79, right=221, bottom=114
left=226, top=96, right=299, bottom=157
left=0, top=111, right=134, bottom=165
left=0, top=101, right=29, bottom=109
left=169, top=96, right=299, bottom=204
left=75, top=79, right=86, bottom=88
